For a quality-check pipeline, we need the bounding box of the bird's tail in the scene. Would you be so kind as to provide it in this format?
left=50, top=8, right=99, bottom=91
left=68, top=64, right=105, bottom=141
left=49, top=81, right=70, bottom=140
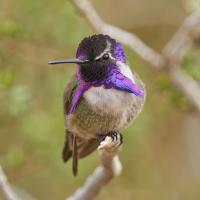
left=62, top=131, right=78, bottom=176
left=62, top=130, right=99, bottom=176
left=62, top=131, right=72, bottom=162
left=72, top=135, right=78, bottom=176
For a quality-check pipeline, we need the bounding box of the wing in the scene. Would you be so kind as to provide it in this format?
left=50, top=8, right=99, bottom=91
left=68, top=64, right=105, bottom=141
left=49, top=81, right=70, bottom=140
left=62, top=75, right=98, bottom=176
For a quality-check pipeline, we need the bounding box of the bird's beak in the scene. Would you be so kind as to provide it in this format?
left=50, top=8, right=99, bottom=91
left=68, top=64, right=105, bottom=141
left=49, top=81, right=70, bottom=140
left=48, top=58, right=89, bottom=65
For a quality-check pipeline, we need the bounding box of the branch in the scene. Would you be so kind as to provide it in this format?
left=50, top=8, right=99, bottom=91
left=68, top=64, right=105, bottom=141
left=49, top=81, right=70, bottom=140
left=71, top=0, right=164, bottom=68
left=0, top=166, right=21, bottom=200
left=163, top=11, right=200, bottom=111
left=170, top=68, right=200, bottom=109
left=163, top=11, right=200, bottom=64
left=0, top=137, right=122, bottom=200
left=67, top=136, right=122, bottom=200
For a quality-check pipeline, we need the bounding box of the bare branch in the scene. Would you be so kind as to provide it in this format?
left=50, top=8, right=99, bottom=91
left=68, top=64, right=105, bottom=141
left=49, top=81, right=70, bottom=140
left=71, top=0, right=164, bottom=68
left=0, top=166, right=21, bottom=200
left=163, top=11, right=200, bottom=63
left=163, top=11, right=200, bottom=111
left=170, top=68, right=200, bottom=110
left=67, top=136, right=122, bottom=200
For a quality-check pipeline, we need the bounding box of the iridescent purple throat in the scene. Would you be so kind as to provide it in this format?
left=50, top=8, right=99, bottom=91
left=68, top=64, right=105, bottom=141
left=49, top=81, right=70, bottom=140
left=69, top=65, right=144, bottom=114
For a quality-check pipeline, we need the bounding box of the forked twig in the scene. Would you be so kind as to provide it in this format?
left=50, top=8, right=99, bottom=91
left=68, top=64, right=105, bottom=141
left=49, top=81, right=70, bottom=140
left=71, top=0, right=164, bottom=68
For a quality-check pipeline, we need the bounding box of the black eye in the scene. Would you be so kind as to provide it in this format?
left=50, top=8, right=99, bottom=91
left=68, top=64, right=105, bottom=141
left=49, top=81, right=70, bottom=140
left=102, top=53, right=109, bottom=60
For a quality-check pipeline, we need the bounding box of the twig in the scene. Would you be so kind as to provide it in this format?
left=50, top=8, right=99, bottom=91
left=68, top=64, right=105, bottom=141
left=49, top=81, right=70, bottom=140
left=67, top=136, right=122, bottom=200
left=163, top=11, right=200, bottom=111
left=0, top=165, right=21, bottom=200
left=169, top=68, right=200, bottom=109
left=163, top=11, right=200, bottom=63
left=71, top=0, right=164, bottom=68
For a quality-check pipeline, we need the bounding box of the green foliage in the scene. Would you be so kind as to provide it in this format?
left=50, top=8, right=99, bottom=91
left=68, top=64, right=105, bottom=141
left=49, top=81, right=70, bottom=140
left=4, top=145, right=26, bottom=169
left=0, top=0, right=91, bottom=47
left=0, top=19, right=21, bottom=37
left=181, top=48, right=200, bottom=82
left=155, top=73, right=192, bottom=111
left=0, top=68, right=14, bottom=87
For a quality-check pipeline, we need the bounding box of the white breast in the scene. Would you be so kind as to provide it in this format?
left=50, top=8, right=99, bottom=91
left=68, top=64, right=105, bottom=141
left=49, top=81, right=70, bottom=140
left=84, top=86, right=134, bottom=115
left=84, top=62, right=136, bottom=115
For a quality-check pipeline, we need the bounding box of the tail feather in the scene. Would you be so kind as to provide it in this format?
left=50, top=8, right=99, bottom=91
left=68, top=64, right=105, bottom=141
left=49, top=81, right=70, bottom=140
left=62, top=130, right=98, bottom=176
left=72, top=135, right=78, bottom=176
left=62, top=141, right=72, bottom=163
left=62, top=131, right=73, bottom=162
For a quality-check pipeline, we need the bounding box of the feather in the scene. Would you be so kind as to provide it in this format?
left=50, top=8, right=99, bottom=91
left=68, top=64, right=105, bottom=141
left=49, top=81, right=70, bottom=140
left=72, top=135, right=78, bottom=176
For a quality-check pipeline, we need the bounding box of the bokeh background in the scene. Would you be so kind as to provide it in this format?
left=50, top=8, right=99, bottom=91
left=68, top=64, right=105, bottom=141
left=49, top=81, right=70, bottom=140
left=1, top=0, right=200, bottom=199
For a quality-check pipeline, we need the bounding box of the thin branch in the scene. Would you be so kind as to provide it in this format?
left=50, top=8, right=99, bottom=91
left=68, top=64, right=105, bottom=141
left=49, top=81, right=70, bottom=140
left=71, top=0, right=164, bottom=68
left=163, top=11, right=200, bottom=111
left=170, top=68, right=200, bottom=109
left=67, top=136, right=122, bottom=200
left=163, top=11, right=200, bottom=63
left=0, top=166, right=21, bottom=200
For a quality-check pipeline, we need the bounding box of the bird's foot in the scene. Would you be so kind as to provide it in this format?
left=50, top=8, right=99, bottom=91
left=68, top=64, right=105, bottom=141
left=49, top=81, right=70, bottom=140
left=98, top=131, right=123, bottom=154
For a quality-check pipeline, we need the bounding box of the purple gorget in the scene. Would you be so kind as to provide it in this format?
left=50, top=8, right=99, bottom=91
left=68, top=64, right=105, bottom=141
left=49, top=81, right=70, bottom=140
left=68, top=65, right=144, bottom=114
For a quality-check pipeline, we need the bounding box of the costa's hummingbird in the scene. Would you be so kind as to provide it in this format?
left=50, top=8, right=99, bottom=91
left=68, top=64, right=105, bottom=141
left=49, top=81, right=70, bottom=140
left=48, top=34, right=145, bottom=176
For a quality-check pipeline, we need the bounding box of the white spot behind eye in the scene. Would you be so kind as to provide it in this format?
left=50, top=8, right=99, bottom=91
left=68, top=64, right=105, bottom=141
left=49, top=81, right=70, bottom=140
left=95, top=49, right=110, bottom=60
left=116, top=61, right=135, bottom=83
left=95, top=41, right=112, bottom=60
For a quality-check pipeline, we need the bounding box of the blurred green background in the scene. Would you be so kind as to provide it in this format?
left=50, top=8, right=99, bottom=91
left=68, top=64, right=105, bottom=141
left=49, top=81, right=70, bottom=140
left=0, top=0, right=200, bottom=199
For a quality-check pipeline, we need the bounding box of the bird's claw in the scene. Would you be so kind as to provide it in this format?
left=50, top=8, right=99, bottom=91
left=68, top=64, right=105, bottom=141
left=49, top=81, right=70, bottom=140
left=98, top=131, right=123, bottom=153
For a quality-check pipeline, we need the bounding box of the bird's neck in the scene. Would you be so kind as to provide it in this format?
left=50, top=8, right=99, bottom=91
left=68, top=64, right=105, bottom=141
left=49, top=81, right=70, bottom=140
left=76, top=62, right=135, bottom=86
left=69, top=63, right=143, bottom=114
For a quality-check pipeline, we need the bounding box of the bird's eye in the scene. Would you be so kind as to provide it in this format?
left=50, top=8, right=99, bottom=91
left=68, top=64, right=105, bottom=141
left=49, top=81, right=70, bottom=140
left=102, top=53, right=109, bottom=60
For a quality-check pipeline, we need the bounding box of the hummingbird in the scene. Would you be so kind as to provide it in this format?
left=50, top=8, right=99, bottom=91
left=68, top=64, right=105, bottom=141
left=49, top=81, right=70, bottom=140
left=48, top=34, right=145, bottom=176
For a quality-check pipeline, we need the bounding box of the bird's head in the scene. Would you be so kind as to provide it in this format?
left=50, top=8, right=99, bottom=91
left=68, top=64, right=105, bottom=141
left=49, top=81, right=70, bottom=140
left=49, top=34, right=144, bottom=96
left=49, top=34, right=126, bottom=82
left=75, top=34, right=126, bottom=82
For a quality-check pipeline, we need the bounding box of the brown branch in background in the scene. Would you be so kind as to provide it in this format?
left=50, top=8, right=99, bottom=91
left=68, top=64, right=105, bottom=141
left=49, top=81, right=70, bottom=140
left=71, top=0, right=164, bottom=69
left=170, top=68, right=200, bottom=110
left=163, top=11, right=200, bottom=111
left=67, top=136, right=122, bottom=200
left=0, top=166, right=21, bottom=200
left=163, top=10, right=200, bottom=63
left=71, top=0, right=200, bottom=112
